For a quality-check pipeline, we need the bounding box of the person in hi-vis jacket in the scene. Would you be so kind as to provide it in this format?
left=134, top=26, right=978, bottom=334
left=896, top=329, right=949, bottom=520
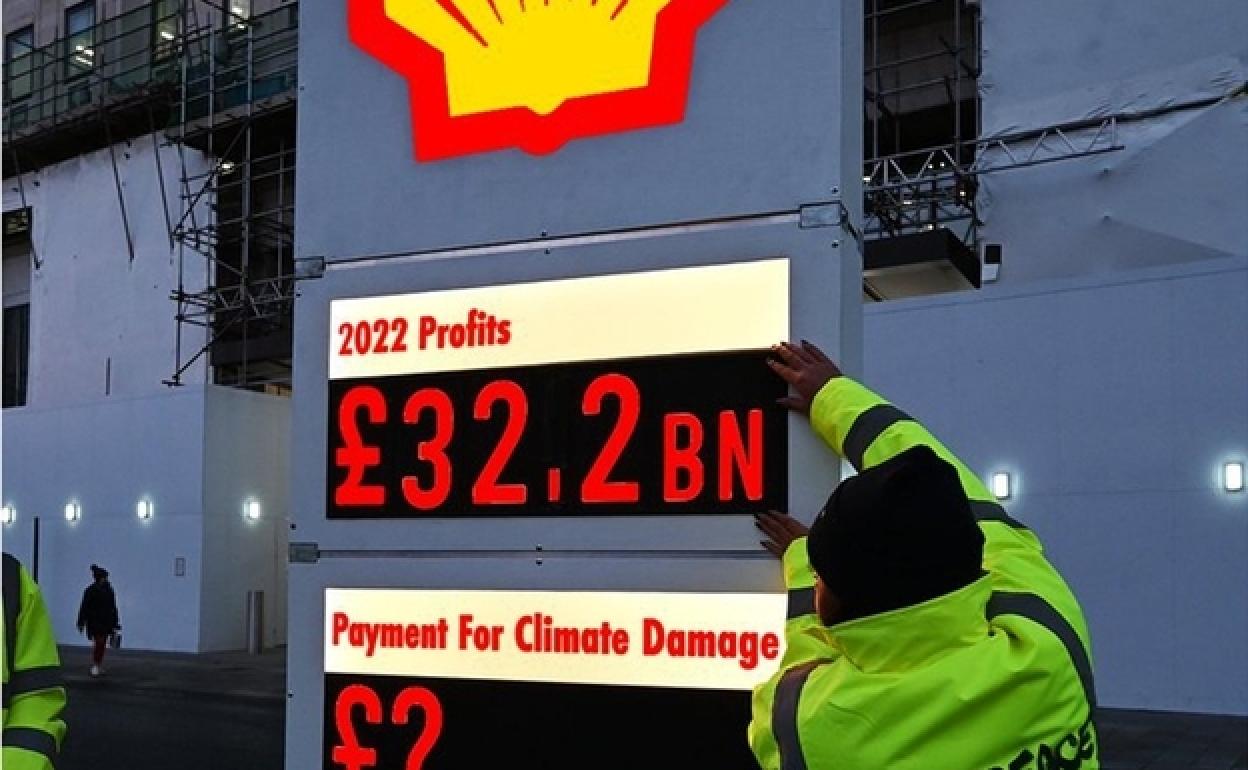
left=750, top=341, right=1097, bottom=770
left=3, top=553, right=68, bottom=770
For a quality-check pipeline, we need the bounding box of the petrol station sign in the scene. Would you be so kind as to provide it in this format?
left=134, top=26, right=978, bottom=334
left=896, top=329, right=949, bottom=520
left=292, top=0, right=860, bottom=766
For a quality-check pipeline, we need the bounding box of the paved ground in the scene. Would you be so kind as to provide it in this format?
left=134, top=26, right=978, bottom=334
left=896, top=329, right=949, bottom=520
left=60, top=644, right=286, bottom=705
left=60, top=686, right=284, bottom=770
left=1098, top=709, right=1247, bottom=770
left=59, top=645, right=285, bottom=770
left=55, top=644, right=1246, bottom=770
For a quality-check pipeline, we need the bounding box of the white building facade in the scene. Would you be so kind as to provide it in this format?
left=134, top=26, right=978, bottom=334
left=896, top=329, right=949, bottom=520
left=2, top=0, right=294, bottom=653
left=863, top=0, right=1247, bottom=713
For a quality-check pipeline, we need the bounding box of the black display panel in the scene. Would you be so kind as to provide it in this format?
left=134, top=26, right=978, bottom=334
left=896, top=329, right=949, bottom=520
left=323, top=673, right=760, bottom=770
left=327, top=351, right=787, bottom=518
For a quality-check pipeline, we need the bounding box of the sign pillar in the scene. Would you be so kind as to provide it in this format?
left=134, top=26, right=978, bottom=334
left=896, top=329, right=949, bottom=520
left=291, top=1, right=862, bottom=767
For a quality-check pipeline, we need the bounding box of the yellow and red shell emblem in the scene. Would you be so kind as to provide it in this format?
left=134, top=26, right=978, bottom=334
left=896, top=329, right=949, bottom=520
left=348, top=0, right=728, bottom=161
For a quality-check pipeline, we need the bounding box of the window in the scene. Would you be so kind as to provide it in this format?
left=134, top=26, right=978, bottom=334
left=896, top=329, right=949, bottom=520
left=64, top=1, right=96, bottom=78
left=152, top=0, right=181, bottom=61
left=5, top=26, right=34, bottom=101
left=3, top=304, right=30, bottom=408
left=225, top=0, right=251, bottom=29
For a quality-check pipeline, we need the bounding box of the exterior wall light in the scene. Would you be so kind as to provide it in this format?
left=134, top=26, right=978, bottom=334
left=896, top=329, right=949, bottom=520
left=991, top=472, right=1012, bottom=501
left=64, top=501, right=81, bottom=522
left=1225, top=462, right=1245, bottom=493
left=1, top=505, right=14, bottom=525
left=137, top=499, right=154, bottom=520
left=244, top=499, right=262, bottom=521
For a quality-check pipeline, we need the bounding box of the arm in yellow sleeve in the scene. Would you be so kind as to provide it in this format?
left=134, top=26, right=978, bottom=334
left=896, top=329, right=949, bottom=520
left=748, top=538, right=839, bottom=770
left=3, top=559, right=67, bottom=770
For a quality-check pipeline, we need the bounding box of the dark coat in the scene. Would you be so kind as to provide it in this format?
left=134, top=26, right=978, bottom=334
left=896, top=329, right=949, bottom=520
left=77, top=581, right=120, bottom=640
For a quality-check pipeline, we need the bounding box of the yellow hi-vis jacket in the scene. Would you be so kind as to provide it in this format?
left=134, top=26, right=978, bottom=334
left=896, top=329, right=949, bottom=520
left=749, top=378, right=1097, bottom=770
left=3, top=553, right=67, bottom=769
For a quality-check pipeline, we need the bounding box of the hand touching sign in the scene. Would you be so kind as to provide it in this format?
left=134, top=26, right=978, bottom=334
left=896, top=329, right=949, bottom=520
left=382, top=0, right=675, bottom=116
left=767, top=340, right=843, bottom=415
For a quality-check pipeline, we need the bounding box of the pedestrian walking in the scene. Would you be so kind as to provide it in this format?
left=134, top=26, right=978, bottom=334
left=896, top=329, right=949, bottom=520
left=750, top=341, right=1097, bottom=769
left=76, top=564, right=120, bottom=677
left=3, top=552, right=68, bottom=769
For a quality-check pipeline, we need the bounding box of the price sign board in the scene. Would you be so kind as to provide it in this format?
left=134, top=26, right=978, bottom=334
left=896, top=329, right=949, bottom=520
left=323, top=588, right=785, bottom=769
left=327, top=259, right=789, bottom=519
left=291, top=0, right=861, bottom=765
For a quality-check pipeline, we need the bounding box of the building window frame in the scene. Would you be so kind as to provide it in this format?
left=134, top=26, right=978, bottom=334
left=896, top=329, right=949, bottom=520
left=224, top=0, right=251, bottom=30
left=151, top=0, right=181, bottom=62
left=3, top=303, right=31, bottom=409
left=64, top=0, right=97, bottom=79
left=5, top=26, right=35, bottom=102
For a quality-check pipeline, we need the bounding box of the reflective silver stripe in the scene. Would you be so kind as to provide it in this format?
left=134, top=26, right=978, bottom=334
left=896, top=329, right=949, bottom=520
left=842, top=404, right=913, bottom=469
left=3, top=726, right=58, bottom=765
left=987, top=591, right=1097, bottom=709
left=772, top=661, right=820, bottom=770
left=970, top=500, right=1028, bottom=530
left=4, top=666, right=63, bottom=707
left=787, top=588, right=815, bottom=619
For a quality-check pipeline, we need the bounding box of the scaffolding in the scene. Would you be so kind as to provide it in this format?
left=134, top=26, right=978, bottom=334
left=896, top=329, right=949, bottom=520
left=862, top=0, right=1125, bottom=301
left=165, top=2, right=298, bottom=391
left=864, top=0, right=982, bottom=246
left=1, top=1, right=298, bottom=392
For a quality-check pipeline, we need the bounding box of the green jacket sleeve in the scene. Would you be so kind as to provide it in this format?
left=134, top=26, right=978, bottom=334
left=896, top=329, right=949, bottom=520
left=807, top=377, right=1090, bottom=647
left=3, top=561, right=67, bottom=770
left=747, top=538, right=839, bottom=770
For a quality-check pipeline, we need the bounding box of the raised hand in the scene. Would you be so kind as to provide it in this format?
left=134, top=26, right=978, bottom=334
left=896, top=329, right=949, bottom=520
left=754, top=510, right=810, bottom=558
left=767, top=340, right=842, bottom=414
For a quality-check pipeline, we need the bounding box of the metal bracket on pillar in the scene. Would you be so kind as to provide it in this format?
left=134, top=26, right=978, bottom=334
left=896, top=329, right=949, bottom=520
left=289, top=542, right=320, bottom=564
left=294, top=256, right=327, bottom=281
left=799, top=201, right=862, bottom=250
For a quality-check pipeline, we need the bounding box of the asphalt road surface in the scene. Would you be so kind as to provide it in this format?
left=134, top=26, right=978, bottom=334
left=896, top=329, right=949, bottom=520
left=61, top=685, right=284, bottom=770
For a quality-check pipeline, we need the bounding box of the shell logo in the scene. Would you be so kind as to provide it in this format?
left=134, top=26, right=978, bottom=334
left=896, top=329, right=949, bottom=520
left=348, top=0, right=729, bottom=161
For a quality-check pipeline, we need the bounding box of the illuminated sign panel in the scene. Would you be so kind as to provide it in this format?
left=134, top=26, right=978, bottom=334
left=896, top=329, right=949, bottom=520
left=324, top=588, right=786, bottom=768
left=327, top=259, right=789, bottom=518
left=348, top=0, right=728, bottom=160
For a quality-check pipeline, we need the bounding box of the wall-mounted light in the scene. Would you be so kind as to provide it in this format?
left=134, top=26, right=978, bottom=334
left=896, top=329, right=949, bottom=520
left=137, top=499, right=154, bottom=520
left=991, top=472, right=1012, bottom=501
left=64, top=501, right=81, bottom=522
left=244, top=499, right=262, bottom=521
left=1, top=505, right=14, bottom=525
left=1224, top=462, right=1245, bottom=493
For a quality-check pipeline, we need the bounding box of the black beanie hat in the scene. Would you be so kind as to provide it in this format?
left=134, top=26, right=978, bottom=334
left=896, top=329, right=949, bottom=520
left=806, top=445, right=984, bottom=621
left=91, top=564, right=108, bottom=580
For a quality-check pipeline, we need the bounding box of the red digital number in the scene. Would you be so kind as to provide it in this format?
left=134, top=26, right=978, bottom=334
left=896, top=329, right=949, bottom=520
left=337, top=319, right=411, bottom=355
left=332, top=684, right=383, bottom=770
left=392, top=686, right=444, bottom=770
left=335, top=386, right=387, bottom=507
left=338, top=323, right=356, bottom=356
left=391, top=318, right=410, bottom=353
left=581, top=373, right=641, bottom=503
left=471, top=380, right=529, bottom=505
left=663, top=412, right=705, bottom=502
left=401, top=388, right=454, bottom=510
left=332, top=684, right=444, bottom=770
left=372, top=319, right=391, bottom=354
left=719, top=409, right=764, bottom=501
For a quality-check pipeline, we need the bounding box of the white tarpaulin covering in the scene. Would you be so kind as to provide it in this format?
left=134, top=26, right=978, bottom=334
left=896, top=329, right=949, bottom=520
left=976, top=0, right=1247, bottom=285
